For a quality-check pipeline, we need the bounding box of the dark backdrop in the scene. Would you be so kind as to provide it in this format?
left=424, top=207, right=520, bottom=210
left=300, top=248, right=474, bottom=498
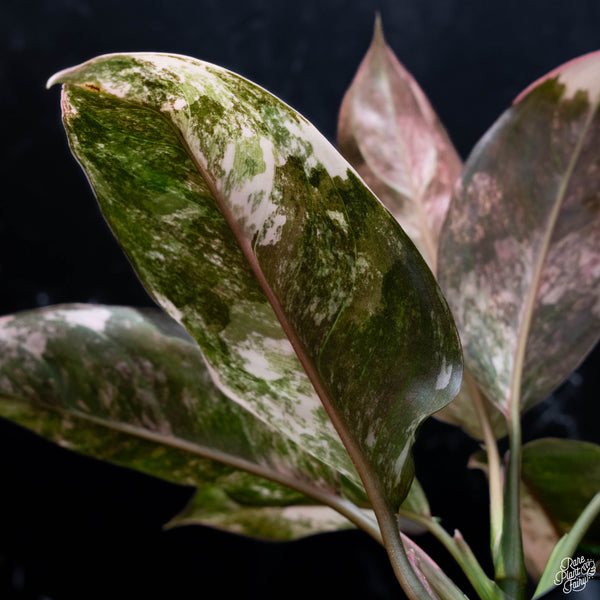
left=1, top=1, right=600, bottom=598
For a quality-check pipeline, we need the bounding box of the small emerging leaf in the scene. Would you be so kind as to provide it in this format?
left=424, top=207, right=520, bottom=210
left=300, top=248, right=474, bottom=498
left=338, top=16, right=462, bottom=272
left=438, top=51, right=600, bottom=415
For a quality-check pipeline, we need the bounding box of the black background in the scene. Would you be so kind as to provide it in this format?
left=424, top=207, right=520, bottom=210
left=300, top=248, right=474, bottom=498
left=1, top=1, right=600, bottom=598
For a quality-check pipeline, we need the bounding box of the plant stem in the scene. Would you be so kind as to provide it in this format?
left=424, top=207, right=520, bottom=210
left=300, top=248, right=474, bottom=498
left=405, top=547, right=469, bottom=600
left=328, top=497, right=383, bottom=543
left=496, top=408, right=526, bottom=600
left=468, top=372, right=504, bottom=561
left=377, top=504, right=440, bottom=600
left=397, top=508, right=504, bottom=600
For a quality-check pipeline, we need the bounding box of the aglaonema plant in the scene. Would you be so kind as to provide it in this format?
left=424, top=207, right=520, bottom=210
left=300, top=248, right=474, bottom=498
left=1, top=16, right=599, bottom=600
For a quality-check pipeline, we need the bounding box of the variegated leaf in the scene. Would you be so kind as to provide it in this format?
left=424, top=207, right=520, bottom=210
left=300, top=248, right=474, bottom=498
left=175, top=476, right=429, bottom=537
left=47, top=54, right=462, bottom=516
left=438, top=52, right=600, bottom=414
left=0, top=398, right=355, bottom=540
left=471, top=439, right=600, bottom=585
left=338, top=17, right=462, bottom=273
left=0, top=304, right=374, bottom=539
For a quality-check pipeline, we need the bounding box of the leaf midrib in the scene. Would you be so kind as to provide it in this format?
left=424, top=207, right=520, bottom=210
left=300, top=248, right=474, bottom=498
left=149, top=88, right=383, bottom=505
left=508, top=96, right=599, bottom=417
left=354, top=38, right=438, bottom=271
left=70, top=85, right=360, bottom=478
left=143, top=83, right=401, bottom=555
left=0, top=390, right=381, bottom=540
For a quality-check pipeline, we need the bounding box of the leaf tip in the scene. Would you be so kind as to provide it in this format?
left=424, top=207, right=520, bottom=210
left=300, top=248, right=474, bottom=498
left=46, top=73, right=60, bottom=90
left=372, top=12, right=387, bottom=48
left=47, top=65, right=74, bottom=90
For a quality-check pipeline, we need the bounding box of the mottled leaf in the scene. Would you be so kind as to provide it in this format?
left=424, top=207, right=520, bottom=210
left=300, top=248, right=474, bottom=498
left=338, top=16, right=462, bottom=272
left=521, top=438, right=600, bottom=581
left=0, top=398, right=354, bottom=540
left=48, top=54, right=462, bottom=519
left=0, top=304, right=374, bottom=539
left=178, top=477, right=430, bottom=537
left=438, top=51, right=600, bottom=415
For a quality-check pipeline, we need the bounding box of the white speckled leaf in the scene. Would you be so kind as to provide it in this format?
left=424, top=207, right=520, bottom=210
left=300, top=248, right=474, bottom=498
left=338, top=17, right=461, bottom=272
left=0, top=304, right=372, bottom=539
left=438, top=51, right=600, bottom=415
left=48, top=54, right=462, bottom=516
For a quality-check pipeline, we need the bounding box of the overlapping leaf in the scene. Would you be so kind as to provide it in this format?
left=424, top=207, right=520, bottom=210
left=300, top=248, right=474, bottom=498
left=472, top=438, right=600, bottom=586
left=337, top=20, right=503, bottom=442
left=402, top=533, right=469, bottom=600
left=0, top=304, right=371, bottom=539
left=47, top=54, right=462, bottom=515
left=438, top=51, right=600, bottom=414
left=338, top=17, right=462, bottom=273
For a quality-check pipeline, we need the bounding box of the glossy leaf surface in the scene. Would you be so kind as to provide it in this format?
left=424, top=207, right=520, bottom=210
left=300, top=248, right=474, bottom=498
left=0, top=305, right=370, bottom=539
left=338, top=17, right=462, bottom=272
left=438, top=52, right=600, bottom=414
left=48, top=54, right=462, bottom=512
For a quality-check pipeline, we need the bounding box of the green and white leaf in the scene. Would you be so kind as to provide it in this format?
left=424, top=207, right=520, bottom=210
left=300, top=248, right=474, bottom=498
left=48, top=54, right=462, bottom=518
left=0, top=396, right=355, bottom=540
left=438, top=51, right=600, bottom=415
left=0, top=304, right=373, bottom=539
